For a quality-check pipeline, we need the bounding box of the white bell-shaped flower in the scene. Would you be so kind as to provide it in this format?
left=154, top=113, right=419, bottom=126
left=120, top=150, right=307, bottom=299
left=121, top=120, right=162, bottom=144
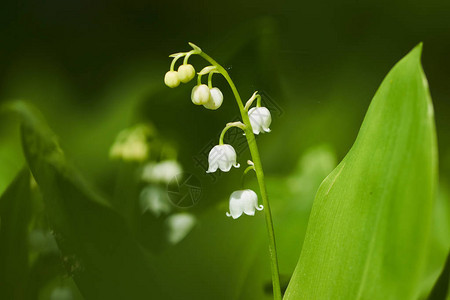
left=191, top=84, right=211, bottom=105
left=207, top=144, right=240, bottom=173
left=226, top=189, right=264, bottom=219
left=177, top=64, right=196, bottom=83
left=203, top=87, right=223, bottom=110
left=248, top=107, right=272, bottom=134
left=50, top=287, right=73, bottom=300
left=139, top=186, right=172, bottom=217
left=166, top=213, right=197, bottom=245
left=109, top=124, right=152, bottom=161
left=164, top=71, right=180, bottom=88
left=141, top=160, right=182, bottom=184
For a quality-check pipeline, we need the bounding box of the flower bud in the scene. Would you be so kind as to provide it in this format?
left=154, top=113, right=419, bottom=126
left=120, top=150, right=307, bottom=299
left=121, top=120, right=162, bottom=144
left=203, top=87, right=223, bottom=110
left=248, top=107, right=272, bottom=134
left=191, top=84, right=211, bottom=105
left=177, top=64, right=196, bottom=83
left=164, top=71, right=180, bottom=88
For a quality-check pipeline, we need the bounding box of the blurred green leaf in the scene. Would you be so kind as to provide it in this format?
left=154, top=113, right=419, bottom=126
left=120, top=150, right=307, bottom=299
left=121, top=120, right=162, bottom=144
left=0, top=115, right=25, bottom=197
left=10, top=102, right=167, bottom=299
left=239, top=145, right=337, bottom=299
left=427, top=252, right=449, bottom=300
left=0, top=169, right=31, bottom=299
left=148, top=145, right=336, bottom=300
left=285, top=44, right=439, bottom=299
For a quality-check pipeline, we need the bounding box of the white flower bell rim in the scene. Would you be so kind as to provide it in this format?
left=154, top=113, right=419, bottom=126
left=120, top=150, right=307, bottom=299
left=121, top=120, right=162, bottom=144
left=206, top=144, right=240, bottom=173
left=226, top=189, right=264, bottom=219
left=248, top=107, right=272, bottom=134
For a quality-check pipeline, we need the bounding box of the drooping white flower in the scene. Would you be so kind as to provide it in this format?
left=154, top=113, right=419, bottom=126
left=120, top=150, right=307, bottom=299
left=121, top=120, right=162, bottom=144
left=164, top=71, right=180, bottom=88
left=28, top=229, right=58, bottom=254
left=141, top=160, right=182, bottom=184
left=139, top=186, right=172, bottom=217
left=177, top=64, right=196, bottom=83
left=191, top=84, right=211, bottom=105
left=226, top=189, right=263, bottom=219
left=203, top=87, right=223, bottom=110
left=109, top=124, right=154, bottom=161
left=166, top=213, right=196, bottom=245
left=50, top=287, right=73, bottom=300
left=248, top=107, right=272, bottom=134
left=207, top=144, right=240, bottom=173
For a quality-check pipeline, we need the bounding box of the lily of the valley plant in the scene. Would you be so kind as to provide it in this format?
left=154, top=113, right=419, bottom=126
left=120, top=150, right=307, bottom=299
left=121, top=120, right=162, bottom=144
left=164, top=42, right=281, bottom=299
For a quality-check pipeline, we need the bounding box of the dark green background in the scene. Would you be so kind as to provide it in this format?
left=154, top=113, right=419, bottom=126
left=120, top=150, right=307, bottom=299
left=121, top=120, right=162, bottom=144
left=0, top=0, right=449, bottom=299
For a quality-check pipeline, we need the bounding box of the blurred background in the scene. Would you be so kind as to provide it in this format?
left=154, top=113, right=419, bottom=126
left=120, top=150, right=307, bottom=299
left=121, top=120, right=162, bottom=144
left=0, top=0, right=449, bottom=299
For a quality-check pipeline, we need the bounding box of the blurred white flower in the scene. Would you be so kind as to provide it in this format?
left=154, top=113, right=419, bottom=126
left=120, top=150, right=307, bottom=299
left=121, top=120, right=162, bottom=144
left=139, top=186, right=172, bottom=217
left=207, top=144, right=240, bottom=173
left=141, top=160, right=182, bottom=184
left=164, top=70, right=180, bottom=88
left=110, top=125, right=153, bottom=161
left=248, top=107, right=272, bottom=134
left=203, top=87, right=223, bottom=110
left=166, top=213, right=196, bottom=245
left=226, top=189, right=263, bottom=219
left=50, top=287, right=73, bottom=300
left=191, top=84, right=211, bottom=105
left=177, top=64, right=196, bottom=83
left=28, top=229, right=59, bottom=254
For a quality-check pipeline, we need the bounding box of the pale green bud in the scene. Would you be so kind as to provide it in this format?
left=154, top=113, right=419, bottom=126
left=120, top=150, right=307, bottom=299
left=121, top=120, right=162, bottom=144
left=177, top=64, right=196, bottom=83
left=164, top=71, right=180, bottom=88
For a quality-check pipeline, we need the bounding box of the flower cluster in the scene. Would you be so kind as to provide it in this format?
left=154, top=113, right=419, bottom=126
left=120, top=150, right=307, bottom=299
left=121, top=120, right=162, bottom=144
left=164, top=43, right=273, bottom=219
left=164, top=48, right=223, bottom=110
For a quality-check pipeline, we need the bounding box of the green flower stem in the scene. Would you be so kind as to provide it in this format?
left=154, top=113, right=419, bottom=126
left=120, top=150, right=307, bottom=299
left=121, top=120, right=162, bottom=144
left=256, top=94, right=262, bottom=107
left=170, top=53, right=185, bottom=71
left=219, top=122, right=245, bottom=145
left=243, top=165, right=256, bottom=176
left=183, top=50, right=195, bottom=64
left=241, top=164, right=256, bottom=188
left=208, top=72, right=214, bottom=88
left=198, top=50, right=282, bottom=300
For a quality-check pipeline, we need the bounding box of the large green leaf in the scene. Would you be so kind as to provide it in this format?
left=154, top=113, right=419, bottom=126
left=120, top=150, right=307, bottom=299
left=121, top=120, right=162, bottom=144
left=9, top=102, right=167, bottom=299
left=285, top=44, right=439, bottom=299
left=0, top=169, right=31, bottom=299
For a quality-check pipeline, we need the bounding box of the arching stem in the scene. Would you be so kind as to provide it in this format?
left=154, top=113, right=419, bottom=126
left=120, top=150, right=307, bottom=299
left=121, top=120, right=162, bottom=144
left=219, top=122, right=245, bottom=145
left=195, top=45, right=282, bottom=300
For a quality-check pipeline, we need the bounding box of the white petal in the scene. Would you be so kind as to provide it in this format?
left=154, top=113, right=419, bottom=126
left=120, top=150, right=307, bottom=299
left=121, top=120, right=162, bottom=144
left=227, top=189, right=262, bottom=219
left=139, top=186, right=172, bottom=216
left=166, top=213, right=196, bottom=244
left=252, top=127, right=261, bottom=135
left=242, top=189, right=259, bottom=216
left=206, top=163, right=218, bottom=173
left=208, top=144, right=239, bottom=173
left=191, top=85, right=211, bottom=105
left=248, top=107, right=272, bottom=135
left=142, top=160, right=182, bottom=184
left=228, top=191, right=246, bottom=219
left=204, top=87, right=223, bottom=110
